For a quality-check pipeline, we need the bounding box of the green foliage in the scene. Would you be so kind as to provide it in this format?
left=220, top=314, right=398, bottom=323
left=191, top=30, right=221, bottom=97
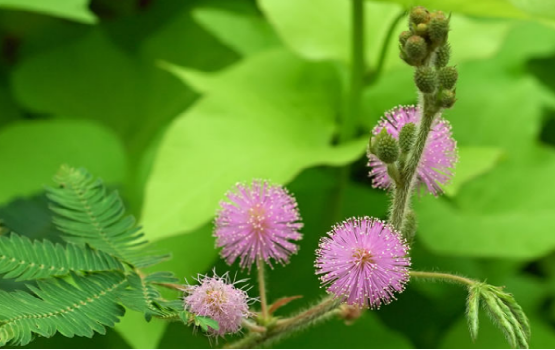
left=0, top=232, right=123, bottom=281
left=46, top=165, right=166, bottom=268
left=142, top=50, right=368, bottom=239
left=1, top=0, right=555, bottom=348
left=0, top=166, right=218, bottom=347
left=119, top=271, right=182, bottom=321
left=0, top=0, right=96, bottom=24
left=0, top=272, right=126, bottom=346
left=463, top=283, right=531, bottom=348
left=0, top=120, right=126, bottom=206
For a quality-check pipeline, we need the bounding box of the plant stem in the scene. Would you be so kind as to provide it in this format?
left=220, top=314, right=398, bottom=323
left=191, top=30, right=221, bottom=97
left=331, top=0, right=365, bottom=224
left=339, top=0, right=365, bottom=143
left=242, top=319, right=267, bottom=333
left=257, top=258, right=269, bottom=321
left=366, top=9, right=406, bottom=85
left=410, top=270, right=477, bottom=287
left=389, top=94, right=439, bottom=232
left=227, top=297, right=341, bottom=349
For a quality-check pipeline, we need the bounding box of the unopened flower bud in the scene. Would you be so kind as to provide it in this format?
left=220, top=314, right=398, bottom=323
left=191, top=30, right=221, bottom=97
left=414, top=66, right=436, bottom=93
left=435, top=44, right=451, bottom=68
left=375, top=129, right=399, bottom=164
left=438, top=66, right=458, bottom=89
left=439, top=89, right=456, bottom=108
left=410, top=6, right=429, bottom=26
left=404, top=36, right=427, bottom=65
left=399, top=123, right=416, bottom=154
left=429, top=11, right=449, bottom=44
left=415, top=23, right=428, bottom=36
left=399, top=30, right=412, bottom=46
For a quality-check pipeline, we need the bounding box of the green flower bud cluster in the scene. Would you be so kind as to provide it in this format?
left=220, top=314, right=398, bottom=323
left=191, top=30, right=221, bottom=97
left=399, top=6, right=458, bottom=108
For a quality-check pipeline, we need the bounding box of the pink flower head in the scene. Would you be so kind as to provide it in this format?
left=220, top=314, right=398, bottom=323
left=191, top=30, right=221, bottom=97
left=184, top=272, right=251, bottom=336
left=367, top=105, right=457, bottom=195
left=215, top=180, right=303, bottom=270
left=315, top=217, right=411, bottom=309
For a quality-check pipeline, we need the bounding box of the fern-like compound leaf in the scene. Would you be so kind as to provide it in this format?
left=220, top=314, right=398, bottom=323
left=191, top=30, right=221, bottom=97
left=118, top=271, right=182, bottom=321
left=46, top=165, right=167, bottom=267
left=0, top=272, right=126, bottom=346
left=0, top=233, right=124, bottom=281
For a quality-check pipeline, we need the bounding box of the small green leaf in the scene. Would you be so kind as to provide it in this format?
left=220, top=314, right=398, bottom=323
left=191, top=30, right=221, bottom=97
left=195, top=316, right=220, bottom=331
left=467, top=285, right=481, bottom=341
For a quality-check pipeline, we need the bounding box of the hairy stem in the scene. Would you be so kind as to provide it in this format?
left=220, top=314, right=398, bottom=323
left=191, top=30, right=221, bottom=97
left=228, top=297, right=341, bottom=349
left=390, top=94, right=439, bottom=232
left=331, top=0, right=365, bottom=224
left=257, top=258, right=269, bottom=321
left=410, top=270, right=477, bottom=287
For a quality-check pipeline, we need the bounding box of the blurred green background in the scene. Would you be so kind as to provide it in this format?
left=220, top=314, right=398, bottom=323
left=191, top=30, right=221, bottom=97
left=1, top=0, right=555, bottom=348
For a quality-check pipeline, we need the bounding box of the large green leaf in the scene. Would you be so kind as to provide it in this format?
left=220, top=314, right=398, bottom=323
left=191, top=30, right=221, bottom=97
left=141, top=49, right=367, bottom=240
left=417, top=146, right=555, bottom=258
left=258, top=0, right=402, bottom=66
left=276, top=312, right=412, bottom=348
left=0, top=0, right=96, bottom=24
left=115, top=311, right=167, bottom=349
left=370, top=0, right=548, bottom=21
left=192, top=7, right=281, bottom=56
left=146, top=223, right=217, bottom=279
left=0, top=86, right=22, bottom=129
left=258, top=0, right=511, bottom=70
left=11, top=30, right=195, bottom=153
left=0, top=120, right=126, bottom=206
left=442, top=147, right=504, bottom=197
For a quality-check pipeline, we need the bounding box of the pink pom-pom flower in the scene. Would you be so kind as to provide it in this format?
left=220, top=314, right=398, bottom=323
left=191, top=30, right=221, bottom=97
left=184, top=272, right=251, bottom=336
left=215, top=180, right=303, bottom=270
left=315, top=217, right=411, bottom=309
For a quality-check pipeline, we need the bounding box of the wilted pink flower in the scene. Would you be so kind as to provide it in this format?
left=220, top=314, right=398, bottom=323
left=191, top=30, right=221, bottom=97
left=367, top=105, right=457, bottom=195
left=315, top=217, right=411, bottom=309
left=215, top=180, right=303, bottom=269
left=184, top=272, right=250, bottom=336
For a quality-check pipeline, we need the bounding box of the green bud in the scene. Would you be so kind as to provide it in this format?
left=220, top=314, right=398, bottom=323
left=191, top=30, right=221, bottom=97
left=435, top=44, right=451, bottom=68
left=409, top=6, right=429, bottom=26
left=375, top=129, right=399, bottom=164
left=415, top=23, right=428, bottom=36
left=404, top=35, right=427, bottom=65
left=399, top=48, right=411, bottom=65
left=438, top=66, right=458, bottom=89
left=398, top=123, right=416, bottom=154
left=401, top=210, right=417, bottom=241
left=439, top=89, right=456, bottom=108
left=429, top=11, right=449, bottom=44
left=399, top=30, right=412, bottom=46
left=414, top=66, right=436, bottom=93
